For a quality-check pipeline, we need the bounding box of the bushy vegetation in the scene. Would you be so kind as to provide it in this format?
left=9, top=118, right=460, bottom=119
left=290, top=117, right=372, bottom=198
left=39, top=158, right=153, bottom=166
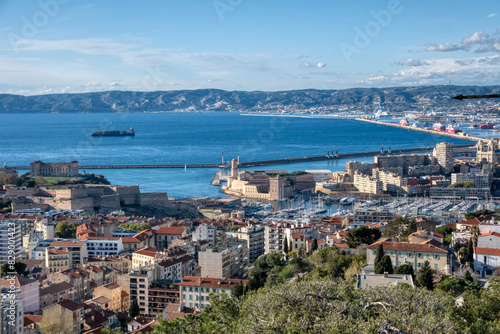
left=0, top=200, right=11, bottom=213
left=436, top=225, right=455, bottom=246
left=153, top=246, right=500, bottom=333
left=464, top=209, right=493, bottom=220
left=117, top=223, right=150, bottom=232
left=346, top=226, right=381, bottom=248
left=384, top=217, right=417, bottom=241
left=54, top=221, right=79, bottom=239
left=448, top=181, right=475, bottom=188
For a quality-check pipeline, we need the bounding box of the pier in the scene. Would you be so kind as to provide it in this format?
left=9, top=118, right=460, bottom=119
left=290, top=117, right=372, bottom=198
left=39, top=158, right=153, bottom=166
left=11, top=144, right=474, bottom=170
left=355, top=118, right=482, bottom=142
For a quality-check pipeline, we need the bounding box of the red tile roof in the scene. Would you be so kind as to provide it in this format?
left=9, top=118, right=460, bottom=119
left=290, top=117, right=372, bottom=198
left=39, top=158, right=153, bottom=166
left=133, top=246, right=158, bottom=257
left=47, top=247, right=68, bottom=254
left=474, top=247, right=500, bottom=256
left=479, top=232, right=500, bottom=238
left=367, top=240, right=448, bottom=253
left=23, top=314, right=43, bottom=327
left=50, top=241, right=85, bottom=247
left=153, top=227, right=185, bottom=235
left=59, top=299, right=84, bottom=312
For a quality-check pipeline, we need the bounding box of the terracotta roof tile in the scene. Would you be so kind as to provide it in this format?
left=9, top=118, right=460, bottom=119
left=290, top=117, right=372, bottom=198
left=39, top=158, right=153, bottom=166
left=367, top=240, right=448, bottom=253
left=474, top=247, right=500, bottom=256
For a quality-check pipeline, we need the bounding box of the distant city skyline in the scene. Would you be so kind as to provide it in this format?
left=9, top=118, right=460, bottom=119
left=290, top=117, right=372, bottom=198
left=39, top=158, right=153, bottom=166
left=0, top=0, right=499, bottom=95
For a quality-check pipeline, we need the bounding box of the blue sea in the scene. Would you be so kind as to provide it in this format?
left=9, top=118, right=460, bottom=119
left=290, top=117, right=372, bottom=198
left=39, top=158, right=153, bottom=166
left=0, top=113, right=471, bottom=198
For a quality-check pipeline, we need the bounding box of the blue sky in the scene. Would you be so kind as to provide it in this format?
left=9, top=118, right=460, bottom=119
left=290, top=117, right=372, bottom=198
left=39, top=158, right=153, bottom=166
left=0, top=0, right=499, bottom=95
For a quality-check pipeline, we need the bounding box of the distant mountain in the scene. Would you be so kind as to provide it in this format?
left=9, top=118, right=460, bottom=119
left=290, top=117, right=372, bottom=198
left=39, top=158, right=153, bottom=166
left=1, top=85, right=499, bottom=113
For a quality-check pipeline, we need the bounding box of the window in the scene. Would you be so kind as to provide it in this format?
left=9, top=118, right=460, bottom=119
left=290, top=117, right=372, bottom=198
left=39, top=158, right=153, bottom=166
left=194, top=287, right=198, bottom=292
left=189, top=295, right=192, bottom=300
left=417, top=253, right=422, bottom=258
left=372, top=250, right=376, bottom=255
left=397, top=261, right=401, bottom=266
left=398, top=252, right=402, bottom=256
left=434, top=254, right=440, bottom=260
left=408, top=252, right=413, bottom=257
left=390, top=251, right=394, bottom=256
left=434, top=264, right=438, bottom=269
left=417, top=262, right=422, bottom=268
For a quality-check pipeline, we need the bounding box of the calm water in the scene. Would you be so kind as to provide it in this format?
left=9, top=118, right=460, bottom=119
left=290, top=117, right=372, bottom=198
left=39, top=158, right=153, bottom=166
left=1, top=113, right=470, bottom=198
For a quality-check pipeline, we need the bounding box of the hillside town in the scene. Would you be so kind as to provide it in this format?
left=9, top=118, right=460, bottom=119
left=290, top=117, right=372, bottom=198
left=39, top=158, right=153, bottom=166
left=1, top=140, right=500, bottom=333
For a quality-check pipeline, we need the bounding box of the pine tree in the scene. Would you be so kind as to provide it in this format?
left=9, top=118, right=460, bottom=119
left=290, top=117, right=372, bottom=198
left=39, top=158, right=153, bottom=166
left=311, top=239, right=318, bottom=252
left=283, top=236, right=289, bottom=254
left=374, top=244, right=384, bottom=267
left=129, top=298, right=140, bottom=319
left=416, top=261, right=434, bottom=290
left=467, top=239, right=474, bottom=263
left=395, top=263, right=414, bottom=279
left=375, top=255, right=393, bottom=274
left=464, top=270, right=473, bottom=282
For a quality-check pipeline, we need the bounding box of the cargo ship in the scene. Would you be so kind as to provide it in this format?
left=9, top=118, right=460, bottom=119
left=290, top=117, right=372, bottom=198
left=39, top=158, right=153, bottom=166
left=91, top=127, right=135, bottom=137
left=432, top=122, right=445, bottom=131
left=446, top=123, right=461, bottom=134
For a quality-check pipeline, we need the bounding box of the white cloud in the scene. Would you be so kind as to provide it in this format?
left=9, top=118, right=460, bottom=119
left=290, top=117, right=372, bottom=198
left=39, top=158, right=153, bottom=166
left=462, top=30, right=487, bottom=45
left=363, top=55, right=500, bottom=86
left=426, top=43, right=464, bottom=52
left=394, top=59, right=427, bottom=67
left=425, top=30, right=500, bottom=53
left=487, top=13, right=497, bottom=18
left=316, top=62, right=326, bottom=68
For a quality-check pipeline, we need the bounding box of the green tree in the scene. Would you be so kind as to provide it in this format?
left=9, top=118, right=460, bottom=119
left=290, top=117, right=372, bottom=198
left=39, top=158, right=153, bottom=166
left=248, top=253, right=285, bottom=291
left=153, top=278, right=459, bottom=334
left=117, top=223, right=150, bottom=232
left=374, top=244, right=384, bottom=268
left=384, top=217, right=417, bottom=241
left=345, top=226, right=381, bottom=248
left=283, top=236, right=288, bottom=254
left=395, top=263, right=415, bottom=279
left=435, top=277, right=468, bottom=296
left=436, top=225, right=455, bottom=246
left=469, top=225, right=480, bottom=247
left=1, top=262, right=27, bottom=276
left=0, top=174, right=19, bottom=186
left=464, top=270, right=473, bottom=282
left=311, top=239, right=318, bottom=252
left=129, top=298, right=140, bottom=319
left=467, top=239, right=474, bottom=263
left=54, top=221, right=79, bottom=239
left=416, top=261, right=434, bottom=290
left=375, top=255, right=393, bottom=274
left=464, top=209, right=493, bottom=220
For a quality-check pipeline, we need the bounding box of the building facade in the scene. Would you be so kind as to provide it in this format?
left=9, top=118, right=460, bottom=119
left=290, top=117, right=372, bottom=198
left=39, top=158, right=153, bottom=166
left=29, top=161, right=79, bottom=177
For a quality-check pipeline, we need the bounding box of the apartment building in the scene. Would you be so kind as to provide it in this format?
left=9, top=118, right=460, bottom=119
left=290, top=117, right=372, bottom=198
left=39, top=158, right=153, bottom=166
left=366, top=240, right=451, bottom=274
left=198, top=238, right=248, bottom=279
left=179, top=276, right=248, bottom=310
left=226, top=224, right=265, bottom=263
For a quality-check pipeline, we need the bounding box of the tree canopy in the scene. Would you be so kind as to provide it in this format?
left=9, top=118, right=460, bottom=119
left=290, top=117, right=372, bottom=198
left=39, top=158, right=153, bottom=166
left=384, top=217, right=417, bottom=241
left=118, top=223, right=150, bottom=232
left=375, top=255, right=393, bottom=274
left=345, top=226, right=381, bottom=248
left=1, top=262, right=27, bottom=276
left=415, top=261, right=434, bottom=290
left=152, top=279, right=461, bottom=334
left=54, top=221, right=79, bottom=239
